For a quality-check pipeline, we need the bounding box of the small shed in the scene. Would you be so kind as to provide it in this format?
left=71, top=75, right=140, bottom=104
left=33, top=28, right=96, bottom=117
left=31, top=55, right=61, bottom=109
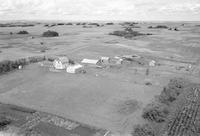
left=101, top=57, right=110, bottom=64
left=53, top=57, right=69, bottom=69
left=81, top=59, right=101, bottom=65
left=149, top=60, right=156, bottom=67
left=66, top=64, right=84, bottom=74
left=116, top=59, right=123, bottom=64
left=122, top=54, right=141, bottom=61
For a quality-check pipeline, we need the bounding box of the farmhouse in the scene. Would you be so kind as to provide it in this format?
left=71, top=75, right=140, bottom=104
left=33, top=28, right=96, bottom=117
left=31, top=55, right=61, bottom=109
left=66, top=64, right=84, bottom=74
left=53, top=57, right=69, bottom=69
left=81, top=59, right=101, bottom=65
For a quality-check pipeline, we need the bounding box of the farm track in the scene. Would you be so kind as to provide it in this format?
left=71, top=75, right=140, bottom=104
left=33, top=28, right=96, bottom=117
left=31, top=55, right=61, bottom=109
left=164, top=87, right=200, bottom=136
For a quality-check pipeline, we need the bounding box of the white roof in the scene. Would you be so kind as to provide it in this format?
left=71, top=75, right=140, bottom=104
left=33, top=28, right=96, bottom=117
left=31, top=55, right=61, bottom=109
left=101, top=57, right=110, bottom=60
left=66, top=64, right=83, bottom=73
left=68, top=64, right=83, bottom=69
left=81, top=59, right=100, bottom=64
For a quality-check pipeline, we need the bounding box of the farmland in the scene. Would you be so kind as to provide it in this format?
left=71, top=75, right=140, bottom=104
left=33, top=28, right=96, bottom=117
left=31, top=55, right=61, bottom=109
left=0, top=21, right=200, bottom=136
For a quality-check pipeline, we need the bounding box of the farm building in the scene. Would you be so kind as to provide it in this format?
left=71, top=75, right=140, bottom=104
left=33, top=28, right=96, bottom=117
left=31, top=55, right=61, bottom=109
left=66, top=64, right=84, bottom=74
left=122, top=54, right=141, bottom=61
left=81, top=59, right=101, bottom=65
left=116, top=59, right=123, bottom=64
left=53, top=57, right=70, bottom=69
left=149, top=60, right=156, bottom=67
left=100, top=57, right=110, bottom=64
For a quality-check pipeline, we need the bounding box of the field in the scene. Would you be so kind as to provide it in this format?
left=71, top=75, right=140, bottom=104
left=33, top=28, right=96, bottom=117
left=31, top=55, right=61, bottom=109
left=0, top=21, right=200, bottom=136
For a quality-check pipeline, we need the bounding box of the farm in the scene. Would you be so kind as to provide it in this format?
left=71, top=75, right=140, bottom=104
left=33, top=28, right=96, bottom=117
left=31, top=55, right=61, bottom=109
left=0, top=21, right=200, bottom=136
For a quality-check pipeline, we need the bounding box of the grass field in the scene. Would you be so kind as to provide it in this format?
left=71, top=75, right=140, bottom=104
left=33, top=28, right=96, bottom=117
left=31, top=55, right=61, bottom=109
left=0, top=21, right=200, bottom=135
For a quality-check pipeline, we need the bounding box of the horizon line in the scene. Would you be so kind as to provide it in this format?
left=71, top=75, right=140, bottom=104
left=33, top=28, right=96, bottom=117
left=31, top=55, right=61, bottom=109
left=0, top=19, right=200, bottom=23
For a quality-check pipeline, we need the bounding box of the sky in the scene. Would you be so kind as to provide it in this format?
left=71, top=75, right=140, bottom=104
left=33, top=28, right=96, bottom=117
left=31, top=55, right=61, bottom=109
left=0, top=0, right=200, bottom=21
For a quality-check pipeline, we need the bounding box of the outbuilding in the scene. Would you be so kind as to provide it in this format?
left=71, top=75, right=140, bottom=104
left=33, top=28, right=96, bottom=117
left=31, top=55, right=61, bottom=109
left=53, top=57, right=69, bottom=69
left=116, top=58, right=123, bottom=64
left=149, top=60, right=156, bottom=67
left=122, top=54, right=141, bottom=61
left=81, top=59, right=101, bottom=65
left=100, top=57, right=110, bottom=64
left=66, top=64, right=84, bottom=74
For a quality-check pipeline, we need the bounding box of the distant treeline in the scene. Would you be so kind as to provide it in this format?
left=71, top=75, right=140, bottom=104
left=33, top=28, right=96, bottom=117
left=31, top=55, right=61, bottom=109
left=0, top=24, right=35, bottom=27
left=0, top=56, right=45, bottom=74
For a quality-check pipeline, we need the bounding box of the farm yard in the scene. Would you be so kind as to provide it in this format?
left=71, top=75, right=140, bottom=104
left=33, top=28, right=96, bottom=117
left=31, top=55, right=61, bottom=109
left=0, top=21, right=200, bottom=136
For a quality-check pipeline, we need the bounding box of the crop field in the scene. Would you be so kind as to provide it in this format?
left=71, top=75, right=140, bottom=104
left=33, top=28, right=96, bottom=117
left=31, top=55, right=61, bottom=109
left=162, top=86, right=200, bottom=136
left=0, top=21, right=200, bottom=136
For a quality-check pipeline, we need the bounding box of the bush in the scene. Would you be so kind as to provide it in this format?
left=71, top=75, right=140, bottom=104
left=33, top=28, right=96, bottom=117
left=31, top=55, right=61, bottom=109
left=76, top=23, right=81, bottom=25
left=158, top=78, right=189, bottom=104
left=0, top=116, right=11, bottom=130
left=121, top=22, right=138, bottom=26
left=69, top=59, right=75, bottom=65
left=65, top=23, right=73, bottom=25
left=88, top=23, right=100, bottom=26
left=47, top=57, right=56, bottom=62
left=42, top=30, right=59, bottom=37
left=148, top=25, right=168, bottom=29
left=50, top=24, right=56, bottom=27
left=142, top=102, right=169, bottom=123
left=106, top=22, right=114, bottom=25
left=57, top=23, right=64, bottom=25
left=132, top=124, right=155, bottom=136
left=28, top=56, right=45, bottom=63
left=17, top=30, right=29, bottom=34
left=44, top=24, right=49, bottom=27
left=174, top=28, right=179, bottom=31
left=109, top=28, right=150, bottom=39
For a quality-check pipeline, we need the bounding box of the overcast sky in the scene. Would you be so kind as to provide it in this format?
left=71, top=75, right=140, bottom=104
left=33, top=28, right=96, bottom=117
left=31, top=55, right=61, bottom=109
left=0, top=0, right=200, bottom=21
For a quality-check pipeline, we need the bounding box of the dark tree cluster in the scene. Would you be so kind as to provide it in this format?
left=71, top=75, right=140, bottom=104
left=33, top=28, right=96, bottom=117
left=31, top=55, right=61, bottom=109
left=109, top=27, right=152, bottom=38
left=0, top=56, right=45, bottom=74
left=148, top=25, right=169, bottom=29
left=106, top=22, right=114, bottom=25
left=17, top=30, right=29, bottom=34
left=0, top=24, right=34, bottom=27
left=158, top=78, right=189, bottom=104
left=42, top=30, right=59, bottom=37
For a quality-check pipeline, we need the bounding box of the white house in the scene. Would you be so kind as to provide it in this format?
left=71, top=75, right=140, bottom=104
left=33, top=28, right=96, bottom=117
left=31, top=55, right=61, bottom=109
left=100, top=57, right=110, bottom=64
left=53, top=57, right=69, bottom=69
left=81, top=59, right=101, bottom=65
left=66, top=64, right=84, bottom=74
